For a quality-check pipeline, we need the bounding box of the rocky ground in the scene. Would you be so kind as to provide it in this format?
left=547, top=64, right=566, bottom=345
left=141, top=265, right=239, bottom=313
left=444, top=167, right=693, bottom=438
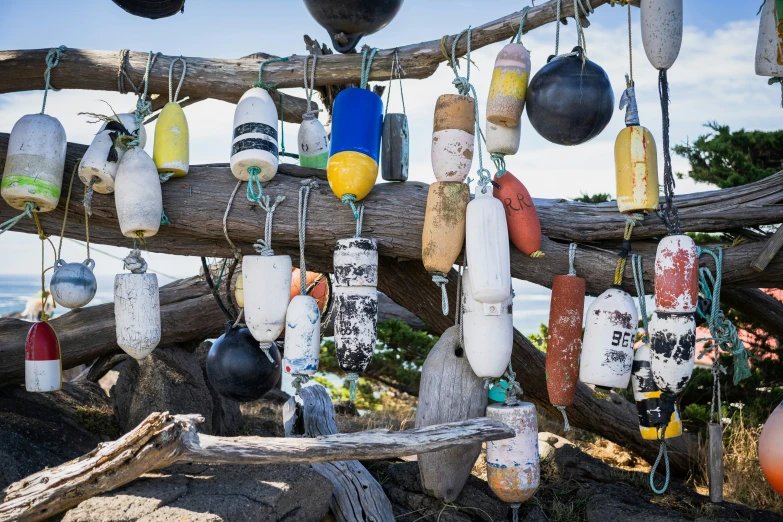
left=1, top=342, right=781, bottom=521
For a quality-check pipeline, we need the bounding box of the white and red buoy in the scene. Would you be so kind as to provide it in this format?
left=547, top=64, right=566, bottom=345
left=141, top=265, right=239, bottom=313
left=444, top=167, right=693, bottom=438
left=655, top=235, right=698, bottom=314
left=25, top=321, right=62, bottom=393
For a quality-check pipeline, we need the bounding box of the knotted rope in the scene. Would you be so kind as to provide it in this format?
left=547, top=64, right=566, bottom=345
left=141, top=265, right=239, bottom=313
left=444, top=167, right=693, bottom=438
left=252, top=194, right=285, bottom=257
left=0, top=201, right=34, bottom=236
left=503, top=362, right=524, bottom=404
left=41, top=46, right=67, bottom=114
left=116, top=49, right=137, bottom=94
left=346, top=372, right=360, bottom=402
left=223, top=179, right=243, bottom=261
left=302, top=54, right=319, bottom=120
left=292, top=375, right=310, bottom=394
left=553, top=0, right=593, bottom=60
left=353, top=202, right=365, bottom=238
left=433, top=273, right=450, bottom=316
left=123, top=249, right=148, bottom=274
left=360, top=47, right=378, bottom=90
left=128, top=51, right=160, bottom=148
left=612, top=215, right=642, bottom=286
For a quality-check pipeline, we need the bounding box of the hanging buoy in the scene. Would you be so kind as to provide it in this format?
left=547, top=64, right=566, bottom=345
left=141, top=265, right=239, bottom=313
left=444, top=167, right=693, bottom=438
left=298, top=118, right=329, bottom=169
left=486, top=402, right=540, bottom=504
left=422, top=181, right=469, bottom=286
left=381, top=113, right=409, bottom=182
left=290, top=269, right=330, bottom=313
left=465, top=188, right=511, bottom=304
left=154, top=102, right=189, bottom=177
left=756, top=0, right=783, bottom=77
left=492, top=170, right=542, bottom=257
left=632, top=343, right=683, bottom=440
left=654, top=234, right=698, bottom=313
left=114, top=147, right=163, bottom=239
left=759, top=401, right=783, bottom=496
left=462, top=268, right=513, bottom=379
left=50, top=259, right=97, bottom=309
left=487, top=43, right=531, bottom=127
left=206, top=322, right=281, bottom=402
left=327, top=88, right=383, bottom=202
left=1, top=114, right=66, bottom=212
left=25, top=321, right=62, bottom=392
left=526, top=47, right=614, bottom=146
left=486, top=120, right=521, bottom=157
left=431, top=94, right=475, bottom=183
left=579, top=286, right=638, bottom=389
left=243, top=255, right=292, bottom=344
left=615, top=125, right=659, bottom=214
left=417, top=325, right=488, bottom=502
left=111, top=0, right=185, bottom=19
left=231, top=87, right=279, bottom=182
left=333, top=237, right=378, bottom=379
left=648, top=311, right=696, bottom=396
left=79, top=114, right=145, bottom=194
left=115, top=271, right=160, bottom=360
left=546, top=273, right=585, bottom=412
left=283, top=294, right=321, bottom=376
left=302, top=0, right=404, bottom=53
left=640, top=0, right=683, bottom=71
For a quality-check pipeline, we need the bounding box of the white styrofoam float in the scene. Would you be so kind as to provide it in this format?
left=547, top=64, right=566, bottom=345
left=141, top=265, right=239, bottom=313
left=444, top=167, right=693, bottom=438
left=231, top=87, right=279, bottom=182
left=640, top=0, right=683, bottom=70
left=78, top=113, right=146, bottom=194
left=114, top=272, right=161, bottom=360
left=465, top=188, right=511, bottom=305
left=114, top=147, right=163, bottom=239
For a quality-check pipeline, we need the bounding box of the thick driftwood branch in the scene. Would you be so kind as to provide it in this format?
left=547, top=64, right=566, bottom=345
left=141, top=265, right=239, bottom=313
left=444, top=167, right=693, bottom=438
left=0, top=412, right=513, bottom=522
left=0, top=0, right=623, bottom=110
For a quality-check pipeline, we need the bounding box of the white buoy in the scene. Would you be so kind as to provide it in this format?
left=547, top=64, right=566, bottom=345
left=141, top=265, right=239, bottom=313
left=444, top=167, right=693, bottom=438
left=115, top=272, right=161, bottom=360
left=579, top=286, right=638, bottom=389
left=242, top=254, right=292, bottom=344
left=465, top=188, right=511, bottom=305
left=640, top=0, right=683, bottom=70
left=231, top=87, right=279, bottom=182
left=298, top=117, right=330, bottom=169
left=431, top=94, right=475, bottom=183
left=756, top=0, right=783, bottom=77
left=114, top=147, right=163, bottom=239
left=78, top=114, right=145, bottom=194
left=333, top=237, right=379, bottom=287
left=283, top=294, right=321, bottom=375
left=654, top=234, right=698, bottom=314
left=486, top=119, right=521, bottom=156
left=1, top=114, right=66, bottom=212
left=50, top=259, right=97, bottom=309
left=648, top=311, right=696, bottom=396
left=486, top=402, right=540, bottom=504
left=462, top=267, right=513, bottom=379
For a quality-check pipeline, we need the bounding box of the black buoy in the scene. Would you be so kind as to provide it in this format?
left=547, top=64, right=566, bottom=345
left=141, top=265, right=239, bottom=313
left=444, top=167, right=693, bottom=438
left=526, top=47, right=614, bottom=146
left=302, top=0, right=404, bottom=53
left=111, top=0, right=186, bottom=19
left=206, top=322, right=281, bottom=402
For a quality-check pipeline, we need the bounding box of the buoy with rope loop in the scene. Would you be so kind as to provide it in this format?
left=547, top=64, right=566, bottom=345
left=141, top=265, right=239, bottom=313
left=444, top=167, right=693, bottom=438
left=298, top=53, right=329, bottom=169
left=153, top=56, right=190, bottom=178
left=381, top=50, right=409, bottom=182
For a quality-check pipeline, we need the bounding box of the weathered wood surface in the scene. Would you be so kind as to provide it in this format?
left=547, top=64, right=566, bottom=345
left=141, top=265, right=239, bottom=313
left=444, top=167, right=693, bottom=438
left=416, top=325, right=488, bottom=502
left=750, top=225, right=783, bottom=272
left=1, top=136, right=782, bottom=296
left=0, top=0, right=627, bottom=111
left=708, top=422, right=724, bottom=503
left=0, top=412, right=513, bottom=522
left=284, top=384, right=394, bottom=522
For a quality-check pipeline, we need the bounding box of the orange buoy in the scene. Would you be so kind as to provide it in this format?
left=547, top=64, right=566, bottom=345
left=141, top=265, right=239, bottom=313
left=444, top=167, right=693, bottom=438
left=492, top=171, right=542, bottom=257
left=422, top=181, right=469, bottom=275
left=290, top=268, right=330, bottom=313
left=546, top=273, right=585, bottom=412
left=759, top=401, right=783, bottom=496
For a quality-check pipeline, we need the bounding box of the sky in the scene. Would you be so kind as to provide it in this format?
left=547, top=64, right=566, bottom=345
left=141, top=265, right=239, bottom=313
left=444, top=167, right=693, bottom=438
left=0, top=0, right=777, bottom=285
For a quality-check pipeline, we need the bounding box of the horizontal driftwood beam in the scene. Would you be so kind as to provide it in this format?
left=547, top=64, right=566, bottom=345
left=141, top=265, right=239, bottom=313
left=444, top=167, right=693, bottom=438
left=0, top=412, right=513, bottom=522
left=0, top=0, right=622, bottom=110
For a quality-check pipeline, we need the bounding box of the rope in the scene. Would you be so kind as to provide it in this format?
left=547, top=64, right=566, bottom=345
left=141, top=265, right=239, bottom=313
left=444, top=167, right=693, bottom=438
left=491, top=153, right=507, bottom=177
left=252, top=195, right=285, bottom=256
left=298, top=179, right=318, bottom=293
left=631, top=254, right=649, bottom=341
left=695, top=247, right=752, bottom=385
left=360, top=47, right=378, bottom=89
left=201, top=256, right=234, bottom=322
left=253, top=56, right=288, bottom=90
left=354, top=202, right=364, bottom=238
left=511, top=6, right=531, bottom=43
left=0, top=201, right=35, bottom=236
left=83, top=177, right=98, bottom=217
left=258, top=341, right=275, bottom=363
left=37, top=221, right=53, bottom=322
left=116, top=49, right=137, bottom=94
left=56, top=160, right=80, bottom=262
left=769, top=77, right=783, bottom=108
left=503, top=362, right=524, bottom=404
left=246, top=166, right=263, bottom=202
left=612, top=216, right=637, bottom=286
left=253, top=56, right=297, bottom=160
left=650, top=436, right=671, bottom=494
left=223, top=179, right=243, bottom=260
left=568, top=242, right=577, bottom=276
left=346, top=372, right=359, bottom=402
left=657, top=70, right=680, bottom=234
left=511, top=503, right=521, bottom=522
left=555, top=405, right=571, bottom=431
left=626, top=0, right=633, bottom=84
left=302, top=54, right=319, bottom=120
left=41, top=46, right=66, bottom=114
left=168, top=56, right=186, bottom=103
left=341, top=193, right=359, bottom=219
left=432, top=273, right=450, bottom=316
left=455, top=260, right=465, bottom=346
left=129, top=51, right=161, bottom=147
left=384, top=50, right=406, bottom=117
left=123, top=249, right=148, bottom=274
left=553, top=0, right=592, bottom=60
left=292, top=374, right=310, bottom=394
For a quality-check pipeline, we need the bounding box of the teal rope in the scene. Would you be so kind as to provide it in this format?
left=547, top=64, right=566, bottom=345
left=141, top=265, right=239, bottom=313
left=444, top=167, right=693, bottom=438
left=511, top=6, right=531, bottom=43
left=631, top=254, right=649, bottom=342
left=491, top=153, right=507, bottom=177
left=0, top=202, right=35, bottom=236
left=649, top=438, right=671, bottom=494
left=695, top=247, right=752, bottom=384
left=253, top=56, right=289, bottom=90
left=346, top=373, right=359, bottom=402
left=160, top=210, right=170, bottom=225
left=41, top=46, right=66, bottom=114
left=246, top=166, right=263, bottom=202
left=360, top=47, right=379, bottom=89
left=341, top=193, right=359, bottom=219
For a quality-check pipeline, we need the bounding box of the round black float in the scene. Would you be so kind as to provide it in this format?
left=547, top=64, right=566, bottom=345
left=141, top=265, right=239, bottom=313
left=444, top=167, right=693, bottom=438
left=302, top=0, right=404, bottom=53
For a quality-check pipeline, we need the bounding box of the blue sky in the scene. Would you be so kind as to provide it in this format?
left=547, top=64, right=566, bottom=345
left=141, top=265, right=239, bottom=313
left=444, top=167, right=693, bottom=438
left=0, top=0, right=776, bottom=286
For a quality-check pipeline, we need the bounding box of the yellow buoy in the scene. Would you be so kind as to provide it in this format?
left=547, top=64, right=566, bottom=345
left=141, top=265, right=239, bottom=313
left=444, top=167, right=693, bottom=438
left=235, top=273, right=244, bottom=308
left=327, top=151, right=379, bottom=201
left=615, top=125, right=659, bottom=214
left=153, top=102, right=189, bottom=177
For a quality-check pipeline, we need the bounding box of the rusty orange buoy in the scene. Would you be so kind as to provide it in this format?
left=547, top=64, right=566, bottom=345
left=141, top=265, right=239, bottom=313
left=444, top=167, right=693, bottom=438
left=546, top=274, right=585, bottom=410
left=493, top=171, right=542, bottom=257
left=654, top=235, right=698, bottom=313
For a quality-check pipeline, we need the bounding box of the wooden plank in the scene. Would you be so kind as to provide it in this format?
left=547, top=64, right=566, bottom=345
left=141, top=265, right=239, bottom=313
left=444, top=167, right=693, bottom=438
left=750, top=225, right=783, bottom=272
left=708, top=422, right=724, bottom=503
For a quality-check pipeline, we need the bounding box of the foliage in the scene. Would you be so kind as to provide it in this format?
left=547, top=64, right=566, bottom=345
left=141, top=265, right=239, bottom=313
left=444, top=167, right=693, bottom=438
left=528, top=323, right=548, bottom=353
left=674, top=122, right=783, bottom=188
left=573, top=192, right=614, bottom=203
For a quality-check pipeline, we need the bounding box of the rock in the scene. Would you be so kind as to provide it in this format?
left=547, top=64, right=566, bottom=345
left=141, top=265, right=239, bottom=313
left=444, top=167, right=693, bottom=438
left=112, top=345, right=215, bottom=434
left=194, top=341, right=243, bottom=435
left=63, top=464, right=334, bottom=522
left=0, top=381, right=117, bottom=490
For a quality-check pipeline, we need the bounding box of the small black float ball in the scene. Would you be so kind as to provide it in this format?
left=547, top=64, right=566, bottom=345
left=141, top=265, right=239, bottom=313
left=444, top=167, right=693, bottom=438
left=206, top=323, right=281, bottom=402
left=526, top=47, right=614, bottom=146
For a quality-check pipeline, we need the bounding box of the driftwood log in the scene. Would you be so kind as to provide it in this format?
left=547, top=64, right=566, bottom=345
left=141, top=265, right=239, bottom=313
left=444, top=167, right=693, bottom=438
left=284, top=384, right=394, bottom=522
left=0, top=412, right=513, bottom=522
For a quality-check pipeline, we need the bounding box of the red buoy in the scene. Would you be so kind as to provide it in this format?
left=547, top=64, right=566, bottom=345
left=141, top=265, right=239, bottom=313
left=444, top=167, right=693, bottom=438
left=492, top=171, right=542, bottom=257
left=546, top=274, right=586, bottom=408
left=25, top=321, right=62, bottom=392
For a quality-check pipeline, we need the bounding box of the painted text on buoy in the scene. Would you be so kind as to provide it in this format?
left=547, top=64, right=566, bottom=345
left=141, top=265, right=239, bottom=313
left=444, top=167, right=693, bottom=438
left=493, top=170, right=542, bottom=257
